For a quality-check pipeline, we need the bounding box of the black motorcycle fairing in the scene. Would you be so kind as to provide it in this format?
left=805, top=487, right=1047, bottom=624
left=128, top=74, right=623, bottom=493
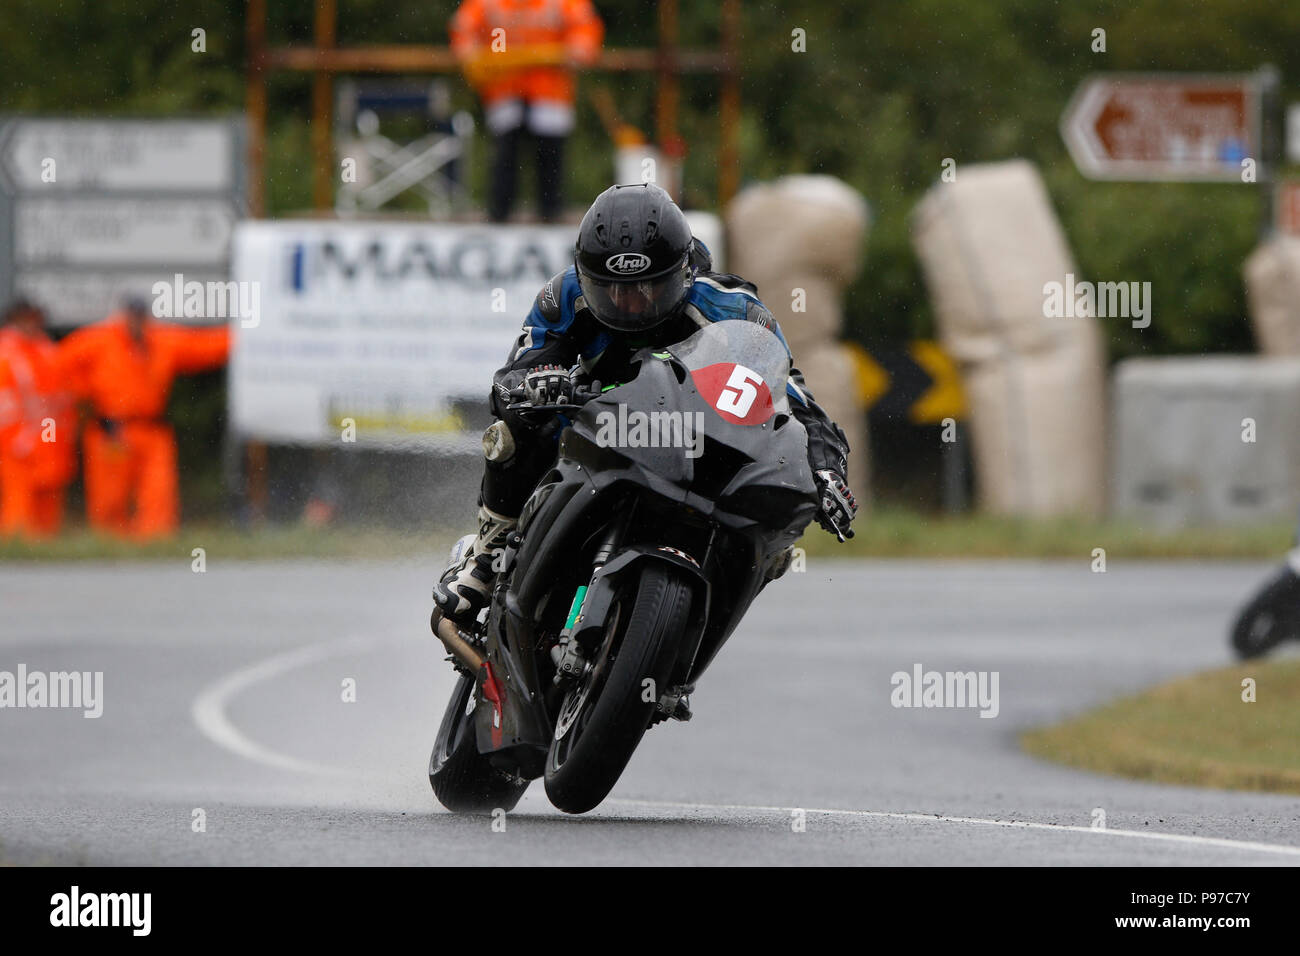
left=468, top=321, right=820, bottom=773
left=567, top=354, right=816, bottom=503
left=511, top=459, right=599, bottom=620
left=473, top=604, right=551, bottom=777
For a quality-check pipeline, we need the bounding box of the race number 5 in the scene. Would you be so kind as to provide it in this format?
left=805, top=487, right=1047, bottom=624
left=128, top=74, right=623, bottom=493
left=715, top=365, right=763, bottom=418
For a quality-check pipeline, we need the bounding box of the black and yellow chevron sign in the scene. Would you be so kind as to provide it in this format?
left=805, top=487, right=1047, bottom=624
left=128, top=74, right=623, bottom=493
left=845, top=340, right=967, bottom=424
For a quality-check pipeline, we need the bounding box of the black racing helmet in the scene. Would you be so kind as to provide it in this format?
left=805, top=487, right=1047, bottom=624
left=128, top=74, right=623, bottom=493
left=574, top=183, right=694, bottom=332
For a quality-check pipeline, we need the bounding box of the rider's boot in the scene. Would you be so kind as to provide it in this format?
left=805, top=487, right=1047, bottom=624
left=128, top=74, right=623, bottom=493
left=432, top=504, right=517, bottom=625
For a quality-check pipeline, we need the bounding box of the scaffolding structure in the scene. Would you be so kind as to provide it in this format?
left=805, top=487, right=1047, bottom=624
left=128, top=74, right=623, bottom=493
left=244, top=0, right=742, bottom=217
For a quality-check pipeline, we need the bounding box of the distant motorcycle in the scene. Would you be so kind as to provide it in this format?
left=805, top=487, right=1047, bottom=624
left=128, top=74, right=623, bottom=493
left=1230, top=562, right=1300, bottom=659
left=429, top=321, right=818, bottom=814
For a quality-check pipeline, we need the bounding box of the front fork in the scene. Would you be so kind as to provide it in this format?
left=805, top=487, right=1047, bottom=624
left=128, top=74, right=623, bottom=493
left=549, top=516, right=713, bottom=727
left=549, top=511, right=631, bottom=686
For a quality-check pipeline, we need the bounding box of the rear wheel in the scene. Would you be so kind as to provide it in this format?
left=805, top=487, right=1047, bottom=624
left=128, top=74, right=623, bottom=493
left=429, top=671, right=529, bottom=813
left=544, top=563, right=692, bottom=814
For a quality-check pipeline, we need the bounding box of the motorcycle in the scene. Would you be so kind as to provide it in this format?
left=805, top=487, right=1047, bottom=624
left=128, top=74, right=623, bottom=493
left=1229, top=561, right=1300, bottom=659
left=428, top=320, right=819, bottom=814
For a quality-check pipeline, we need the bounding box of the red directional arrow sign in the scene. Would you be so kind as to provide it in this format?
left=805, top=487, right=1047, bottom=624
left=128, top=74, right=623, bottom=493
left=1062, top=74, right=1260, bottom=181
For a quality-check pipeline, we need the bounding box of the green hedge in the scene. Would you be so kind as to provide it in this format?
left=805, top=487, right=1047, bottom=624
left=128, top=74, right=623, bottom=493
left=4, top=0, right=1298, bottom=512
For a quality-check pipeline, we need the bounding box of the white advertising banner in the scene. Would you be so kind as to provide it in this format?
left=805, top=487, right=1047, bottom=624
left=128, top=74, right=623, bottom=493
left=229, top=215, right=723, bottom=449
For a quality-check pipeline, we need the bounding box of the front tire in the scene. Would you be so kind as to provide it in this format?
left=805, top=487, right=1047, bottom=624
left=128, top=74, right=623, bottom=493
left=544, top=563, right=692, bottom=814
left=429, top=671, right=529, bottom=813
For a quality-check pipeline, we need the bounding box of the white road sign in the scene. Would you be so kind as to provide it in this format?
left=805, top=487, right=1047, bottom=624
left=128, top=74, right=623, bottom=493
left=14, top=198, right=237, bottom=267
left=14, top=269, right=228, bottom=327
left=0, top=118, right=237, bottom=193
left=0, top=116, right=244, bottom=327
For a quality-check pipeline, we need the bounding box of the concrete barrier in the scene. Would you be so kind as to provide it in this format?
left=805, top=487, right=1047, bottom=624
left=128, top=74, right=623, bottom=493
left=1112, top=356, right=1300, bottom=526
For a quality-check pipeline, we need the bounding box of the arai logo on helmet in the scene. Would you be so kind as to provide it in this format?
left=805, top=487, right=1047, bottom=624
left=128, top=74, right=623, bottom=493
left=605, top=252, right=652, bottom=276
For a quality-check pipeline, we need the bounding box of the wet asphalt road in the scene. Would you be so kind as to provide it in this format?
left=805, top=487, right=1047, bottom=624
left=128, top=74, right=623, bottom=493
left=1, top=557, right=1297, bottom=865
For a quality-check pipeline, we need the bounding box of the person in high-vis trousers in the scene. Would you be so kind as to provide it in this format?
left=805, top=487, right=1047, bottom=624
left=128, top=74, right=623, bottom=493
left=0, top=299, right=76, bottom=538
left=59, top=297, right=229, bottom=540
left=451, top=0, right=604, bottom=222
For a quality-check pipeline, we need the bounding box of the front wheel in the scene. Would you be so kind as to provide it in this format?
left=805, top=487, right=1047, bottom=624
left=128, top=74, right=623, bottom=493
left=429, top=671, right=529, bottom=813
left=544, top=563, right=692, bottom=814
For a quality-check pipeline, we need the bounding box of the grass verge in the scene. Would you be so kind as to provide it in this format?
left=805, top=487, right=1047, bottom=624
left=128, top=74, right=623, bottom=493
left=0, top=509, right=1291, bottom=562
left=798, top=508, right=1291, bottom=560
left=1022, top=659, right=1300, bottom=796
left=0, top=524, right=452, bottom=562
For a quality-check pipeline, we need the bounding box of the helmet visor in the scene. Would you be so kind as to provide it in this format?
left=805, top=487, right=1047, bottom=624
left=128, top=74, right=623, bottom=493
left=577, top=263, right=690, bottom=332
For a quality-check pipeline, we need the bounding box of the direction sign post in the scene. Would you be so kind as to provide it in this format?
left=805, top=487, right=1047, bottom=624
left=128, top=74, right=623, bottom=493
left=1278, top=180, right=1300, bottom=237
left=1288, top=103, right=1300, bottom=164
left=1258, top=65, right=1282, bottom=237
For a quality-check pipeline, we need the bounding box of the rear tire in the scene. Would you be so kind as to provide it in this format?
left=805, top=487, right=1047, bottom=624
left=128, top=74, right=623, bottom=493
left=429, top=671, right=529, bottom=813
left=544, top=563, right=692, bottom=814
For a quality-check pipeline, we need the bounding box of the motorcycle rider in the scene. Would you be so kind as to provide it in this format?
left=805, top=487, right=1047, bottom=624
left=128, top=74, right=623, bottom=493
left=434, top=182, right=858, bottom=623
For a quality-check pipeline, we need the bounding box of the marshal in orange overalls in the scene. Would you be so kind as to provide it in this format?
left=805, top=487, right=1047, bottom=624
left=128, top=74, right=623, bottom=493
left=451, top=0, right=604, bottom=118
left=451, top=0, right=604, bottom=221
left=0, top=307, right=76, bottom=538
left=60, top=310, right=230, bottom=539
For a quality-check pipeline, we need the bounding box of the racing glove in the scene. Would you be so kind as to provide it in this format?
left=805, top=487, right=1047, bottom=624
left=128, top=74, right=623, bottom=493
left=522, top=364, right=573, bottom=407
left=815, top=469, right=858, bottom=541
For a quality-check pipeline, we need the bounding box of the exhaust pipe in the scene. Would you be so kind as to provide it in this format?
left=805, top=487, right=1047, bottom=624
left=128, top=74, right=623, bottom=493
left=430, top=610, right=485, bottom=672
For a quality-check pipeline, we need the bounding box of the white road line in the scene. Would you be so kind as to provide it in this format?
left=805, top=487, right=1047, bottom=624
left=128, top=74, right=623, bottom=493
left=191, top=635, right=384, bottom=776
left=607, top=798, right=1300, bottom=858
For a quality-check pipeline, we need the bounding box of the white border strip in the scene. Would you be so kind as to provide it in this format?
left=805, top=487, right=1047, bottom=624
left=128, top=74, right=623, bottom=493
left=608, top=798, right=1300, bottom=858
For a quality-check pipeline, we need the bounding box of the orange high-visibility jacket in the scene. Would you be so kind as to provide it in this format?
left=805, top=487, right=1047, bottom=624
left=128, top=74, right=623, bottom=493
left=0, top=326, right=76, bottom=486
left=58, top=314, right=230, bottom=422
left=450, top=0, right=603, bottom=106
